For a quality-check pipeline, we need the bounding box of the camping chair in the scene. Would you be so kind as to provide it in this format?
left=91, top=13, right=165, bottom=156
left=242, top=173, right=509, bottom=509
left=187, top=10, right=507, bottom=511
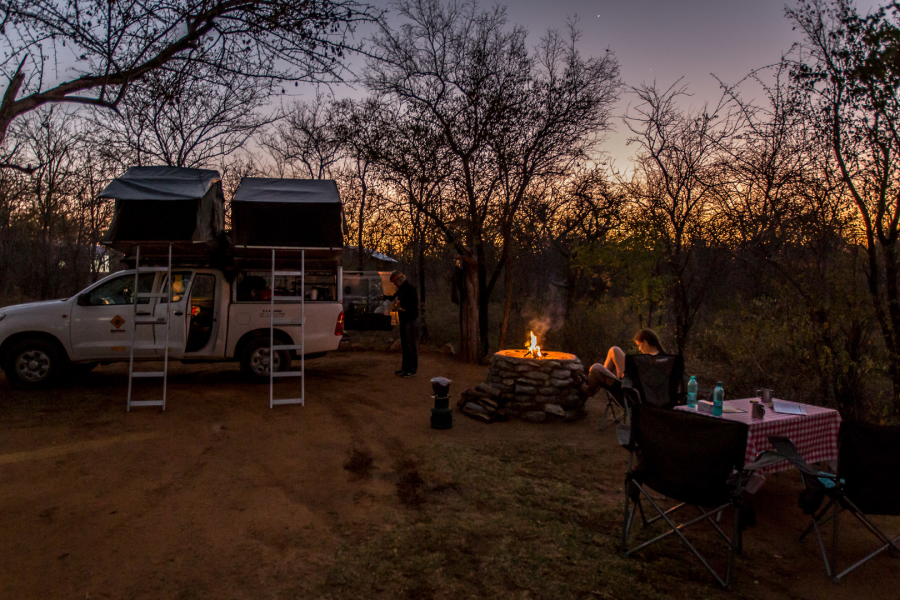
left=614, top=386, right=642, bottom=451
left=625, top=353, right=685, bottom=409
left=601, top=353, right=685, bottom=431
left=621, top=405, right=769, bottom=589
left=599, top=380, right=639, bottom=432
left=769, top=423, right=900, bottom=582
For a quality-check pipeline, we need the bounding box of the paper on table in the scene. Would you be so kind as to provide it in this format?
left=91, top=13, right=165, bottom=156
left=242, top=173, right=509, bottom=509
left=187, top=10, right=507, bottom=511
left=773, top=400, right=807, bottom=415
left=722, top=406, right=747, bottom=414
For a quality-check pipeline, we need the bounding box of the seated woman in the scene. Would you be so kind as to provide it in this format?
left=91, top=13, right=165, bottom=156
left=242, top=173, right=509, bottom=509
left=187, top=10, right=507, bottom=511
left=585, top=328, right=666, bottom=396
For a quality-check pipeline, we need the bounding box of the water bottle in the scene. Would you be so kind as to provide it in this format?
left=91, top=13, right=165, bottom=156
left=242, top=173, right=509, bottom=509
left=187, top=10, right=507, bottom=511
left=687, top=376, right=698, bottom=408
left=713, top=382, right=724, bottom=417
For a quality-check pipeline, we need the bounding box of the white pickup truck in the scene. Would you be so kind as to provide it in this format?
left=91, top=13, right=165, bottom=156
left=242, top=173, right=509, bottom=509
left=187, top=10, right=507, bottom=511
left=0, top=266, right=344, bottom=388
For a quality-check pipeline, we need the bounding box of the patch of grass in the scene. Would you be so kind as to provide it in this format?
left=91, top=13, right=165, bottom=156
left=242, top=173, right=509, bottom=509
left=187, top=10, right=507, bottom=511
left=396, top=468, right=426, bottom=508
left=318, top=441, right=731, bottom=600
left=344, top=445, right=375, bottom=476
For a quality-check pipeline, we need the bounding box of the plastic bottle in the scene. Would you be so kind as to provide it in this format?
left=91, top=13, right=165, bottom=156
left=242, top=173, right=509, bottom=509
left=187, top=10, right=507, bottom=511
left=687, top=376, right=698, bottom=408
left=713, top=382, right=724, bottom=417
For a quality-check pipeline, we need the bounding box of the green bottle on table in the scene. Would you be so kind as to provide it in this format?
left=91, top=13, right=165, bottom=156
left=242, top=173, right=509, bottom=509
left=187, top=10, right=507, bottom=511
left=713, top=382, right=724, bottom=417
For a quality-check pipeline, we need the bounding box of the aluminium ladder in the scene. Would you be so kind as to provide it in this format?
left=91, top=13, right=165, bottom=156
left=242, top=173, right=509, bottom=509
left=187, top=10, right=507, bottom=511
left=268, top=248, right=305, bottom=408
left=126, top=244, right=173, bottom=411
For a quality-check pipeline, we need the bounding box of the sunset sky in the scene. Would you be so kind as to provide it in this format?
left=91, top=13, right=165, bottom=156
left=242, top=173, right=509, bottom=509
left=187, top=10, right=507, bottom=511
left=344, top=0, right=885, bottom=166
left=488, top=0, right=884, bottom=164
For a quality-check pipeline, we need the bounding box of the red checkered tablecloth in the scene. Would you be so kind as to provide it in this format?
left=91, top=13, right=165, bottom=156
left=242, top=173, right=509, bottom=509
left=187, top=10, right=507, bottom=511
left=678, top=398, right=841, bottom=474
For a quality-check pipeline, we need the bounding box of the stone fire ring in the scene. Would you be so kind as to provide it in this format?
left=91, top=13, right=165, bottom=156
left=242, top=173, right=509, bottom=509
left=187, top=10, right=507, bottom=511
left=486, top=349, right=588, bottom=422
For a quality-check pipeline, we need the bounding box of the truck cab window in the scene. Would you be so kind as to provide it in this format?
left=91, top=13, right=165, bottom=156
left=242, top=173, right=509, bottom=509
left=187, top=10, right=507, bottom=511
left=85, top=273, right=155, bottom=306
left=161, top=272, right=193, bottom=303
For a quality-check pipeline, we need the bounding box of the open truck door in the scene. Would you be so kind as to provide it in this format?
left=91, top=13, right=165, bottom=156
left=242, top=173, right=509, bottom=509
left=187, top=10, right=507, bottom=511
left=151, top=270, right=221, bottom=359
left=151, top=271, right=192, bottom=359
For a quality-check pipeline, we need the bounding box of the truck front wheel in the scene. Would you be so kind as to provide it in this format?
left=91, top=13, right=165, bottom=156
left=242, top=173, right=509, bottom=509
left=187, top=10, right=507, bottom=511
left=240, top=338, right=291, bottom=383
left=3, top=337, right=68, bottom=389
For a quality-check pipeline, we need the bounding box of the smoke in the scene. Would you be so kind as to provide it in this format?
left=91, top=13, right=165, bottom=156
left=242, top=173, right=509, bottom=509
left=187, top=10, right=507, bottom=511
left=524, top=303, right=565, bottom=345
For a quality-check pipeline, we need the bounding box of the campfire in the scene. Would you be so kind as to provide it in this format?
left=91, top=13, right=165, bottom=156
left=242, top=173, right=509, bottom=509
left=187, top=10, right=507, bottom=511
left=490, top=331, right=572, bottom=362
left=457, top=331, right=589, bottom=423
left=525, top=331, right=542, bottom=358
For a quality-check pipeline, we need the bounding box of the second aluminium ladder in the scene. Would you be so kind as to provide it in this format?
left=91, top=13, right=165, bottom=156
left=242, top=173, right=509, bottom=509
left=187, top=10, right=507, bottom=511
left=268, top=248, right=305, bottom=408
left=126, top=244, right=173, bottom=411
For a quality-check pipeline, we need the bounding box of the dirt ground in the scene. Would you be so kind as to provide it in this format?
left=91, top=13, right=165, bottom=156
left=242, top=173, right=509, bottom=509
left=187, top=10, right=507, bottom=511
left=1, top=347, right=899, bottom=599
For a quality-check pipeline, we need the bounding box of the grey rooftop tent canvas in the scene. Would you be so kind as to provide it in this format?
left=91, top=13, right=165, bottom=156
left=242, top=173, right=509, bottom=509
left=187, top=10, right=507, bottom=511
left=231, top=178, right=345, bottom=261
left=99, top=166, right=225, bottom=255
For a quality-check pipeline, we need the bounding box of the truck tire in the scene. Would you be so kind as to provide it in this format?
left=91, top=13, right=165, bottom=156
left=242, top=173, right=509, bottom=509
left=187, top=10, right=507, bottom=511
left=240, top=338, right=291, bottom=383
left=3, top=337, right=69, bottom=389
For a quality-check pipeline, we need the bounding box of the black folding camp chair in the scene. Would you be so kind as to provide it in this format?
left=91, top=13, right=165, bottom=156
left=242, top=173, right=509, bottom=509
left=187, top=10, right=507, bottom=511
left=626, top=353, right=686, bottom=408
left=599, top=380, right=639, bottom=432
left=599, top=381, right=625, bottom=431
left=621, top=405, right=770, bottom=589
left=769, top=423, right=900, bottom=582
left=602, top=353, right=685, bottom=432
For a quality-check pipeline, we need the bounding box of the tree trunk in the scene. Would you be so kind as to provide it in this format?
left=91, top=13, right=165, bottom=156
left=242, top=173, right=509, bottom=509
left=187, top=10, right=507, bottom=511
left=459, top=258, right=479, bottom=363
left=498, top=259, right=513, bottom=350
left=879, top=240, right=900, bottom=418
left=476, top=245, right=490, bottom=360
left=356, top=169, right=368, bottom=271
left=0, top=62, right=25, bottom=149
left=417, top=234, right=428, bottom=343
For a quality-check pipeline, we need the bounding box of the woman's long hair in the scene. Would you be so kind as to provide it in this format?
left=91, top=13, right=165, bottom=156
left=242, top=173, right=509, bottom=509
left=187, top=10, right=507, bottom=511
left=635, top=328, right=666, bottom=353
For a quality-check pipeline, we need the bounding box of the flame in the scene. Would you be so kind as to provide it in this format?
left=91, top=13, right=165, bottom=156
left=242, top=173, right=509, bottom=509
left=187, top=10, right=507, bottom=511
left=525, top=331, right=542, bottom=358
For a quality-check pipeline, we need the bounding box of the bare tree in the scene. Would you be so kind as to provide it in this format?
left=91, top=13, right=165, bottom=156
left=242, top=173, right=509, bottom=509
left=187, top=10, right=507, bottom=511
left=259, top=93, right=344, bottom=179
left=335, top=165, right=394, bottom=266
left=333, top=97, right=392, bottom=271
left=352, top=99, right=454, bottom=345
left=714, top=66, right=873, bottom=415
left=0, top=0, right=378, bottom=169
left=366, top=0, right=620, bottom=361
left=712, top=67, right=815, bottom=253
left=517, top=166, right=624, bottom=339
left=787, top=0, right=900, bottom=415
left=623, top=81, right=735, bottom=355
left=87, top=62, right=274, bottom=169
left=65, top=150, right=117, bottom=283
left=18, top=107, right=83, bottom=298
left=0, top=140, right=31, bottom=299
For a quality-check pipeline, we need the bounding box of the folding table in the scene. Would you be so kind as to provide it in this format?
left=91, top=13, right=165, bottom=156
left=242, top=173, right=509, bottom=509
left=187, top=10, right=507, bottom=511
left=676, top=398, right=842, bottom=489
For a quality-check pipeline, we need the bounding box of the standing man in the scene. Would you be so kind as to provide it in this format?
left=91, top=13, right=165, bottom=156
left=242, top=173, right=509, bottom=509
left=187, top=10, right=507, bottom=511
left=383, top=270, right=418, bottom=377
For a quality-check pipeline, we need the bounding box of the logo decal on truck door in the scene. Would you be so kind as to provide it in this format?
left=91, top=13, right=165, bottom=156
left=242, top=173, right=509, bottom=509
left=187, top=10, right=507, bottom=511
left=111, top=315, right=126, bottom=329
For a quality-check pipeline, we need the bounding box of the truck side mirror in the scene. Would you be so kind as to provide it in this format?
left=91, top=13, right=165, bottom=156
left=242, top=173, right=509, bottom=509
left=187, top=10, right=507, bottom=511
left=77, top=293, right=91, bottom=306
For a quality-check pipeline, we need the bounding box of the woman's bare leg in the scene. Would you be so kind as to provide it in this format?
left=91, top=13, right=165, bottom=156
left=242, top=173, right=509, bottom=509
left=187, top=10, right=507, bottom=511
left=605, top=346, right=626, bottom=379
left=585, top=363, right=619, bottom=395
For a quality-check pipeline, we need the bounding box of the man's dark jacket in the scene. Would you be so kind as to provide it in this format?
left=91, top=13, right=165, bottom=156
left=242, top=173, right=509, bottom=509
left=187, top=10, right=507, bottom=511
left=390, top=280, right=419, bottom=323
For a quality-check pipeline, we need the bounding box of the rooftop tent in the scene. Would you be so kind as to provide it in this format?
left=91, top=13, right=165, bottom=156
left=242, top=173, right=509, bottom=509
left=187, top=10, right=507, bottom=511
left=231, top=178, right=345, bottom=267
left=99, top=166, right=225, bottom=258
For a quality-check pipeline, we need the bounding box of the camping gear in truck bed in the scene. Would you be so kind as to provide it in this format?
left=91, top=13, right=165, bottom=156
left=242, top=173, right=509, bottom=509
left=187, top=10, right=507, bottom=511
left=99, top=166, right=226, bottom=260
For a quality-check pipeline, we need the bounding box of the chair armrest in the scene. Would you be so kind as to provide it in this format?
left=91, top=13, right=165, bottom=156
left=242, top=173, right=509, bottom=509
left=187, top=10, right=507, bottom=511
left=814, top=470, right=840, bottom=489
left=767, top=435, right=823, bottom=477
left=743, top=449, right=785, bottom=472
